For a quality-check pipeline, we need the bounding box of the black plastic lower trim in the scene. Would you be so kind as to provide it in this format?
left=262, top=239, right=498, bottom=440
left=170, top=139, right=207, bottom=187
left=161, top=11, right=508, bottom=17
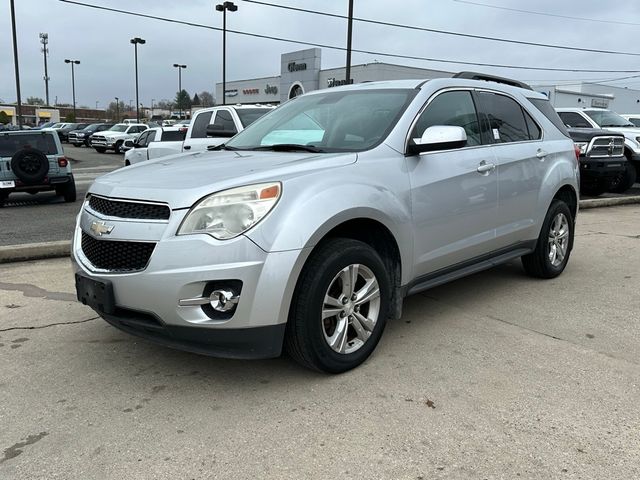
left=404, top=241, right=536, bottom=296
left=97, top=307, right=286, bottom=359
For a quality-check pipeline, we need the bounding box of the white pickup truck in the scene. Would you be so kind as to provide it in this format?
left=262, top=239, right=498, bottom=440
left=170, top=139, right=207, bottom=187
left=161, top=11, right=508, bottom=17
left=121, top=105, right=273, bottom=164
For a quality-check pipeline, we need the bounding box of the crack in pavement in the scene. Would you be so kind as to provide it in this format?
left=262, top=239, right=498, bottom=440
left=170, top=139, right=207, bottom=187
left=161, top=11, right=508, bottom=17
left=420, top=294, right=640, bottom=367
left=0, top=282, right=76, bottom=302
left=0, top=317, right=99, bottom=332
left=576, top=231, right=640, bottom=239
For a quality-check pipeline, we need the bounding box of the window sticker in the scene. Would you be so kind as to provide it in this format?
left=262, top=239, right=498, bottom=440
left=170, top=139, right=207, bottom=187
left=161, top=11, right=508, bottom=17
left=492, top=128, right=500, bottom=140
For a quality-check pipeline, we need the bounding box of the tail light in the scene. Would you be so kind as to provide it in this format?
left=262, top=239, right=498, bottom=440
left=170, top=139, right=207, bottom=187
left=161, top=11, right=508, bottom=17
left=58, top=157, right=68, bottom=167
left=573, top=144, right=581, bottom=164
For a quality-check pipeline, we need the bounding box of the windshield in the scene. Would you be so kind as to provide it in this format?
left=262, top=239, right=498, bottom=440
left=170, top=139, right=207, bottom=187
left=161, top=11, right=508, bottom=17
left=51, top=123, right=63, bottom=128
left=108, top=124, right=128, bottom=132
left=585, top=110, right=634, bottom=127
left=235, top=108, right=271, bottom=128
left=226, top=89, right=416, bottom=152
left=83, top=124, right=100, bottom=131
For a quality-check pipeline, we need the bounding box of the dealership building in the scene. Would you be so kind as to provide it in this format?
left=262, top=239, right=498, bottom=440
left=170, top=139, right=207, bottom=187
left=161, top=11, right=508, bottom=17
left=216, top=48, right=640, bottom=115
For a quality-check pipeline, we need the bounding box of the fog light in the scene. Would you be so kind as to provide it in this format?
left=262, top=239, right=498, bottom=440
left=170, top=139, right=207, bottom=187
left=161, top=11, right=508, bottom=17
left=210, top=289, right=239, bottom=312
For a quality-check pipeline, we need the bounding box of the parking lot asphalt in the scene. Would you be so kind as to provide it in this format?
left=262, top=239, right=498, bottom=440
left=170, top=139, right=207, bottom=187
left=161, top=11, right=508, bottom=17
left=0, top=205, right=638, bottom=479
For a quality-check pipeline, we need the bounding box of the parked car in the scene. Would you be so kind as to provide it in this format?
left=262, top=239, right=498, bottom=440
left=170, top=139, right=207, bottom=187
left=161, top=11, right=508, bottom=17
left=90, top=123, right=148, bottom=153
left=0, top=129, right=76, bottom=207
left=123, top=127, right=187, bottom=165
left=556, top=108, right=638, bottom=191
left=57, top=123, right=88, bottom=142
left=69, top=123, right=114, bottom=147
left=73, top=73, right=579, bottom=373
left=566, top=128, right=627, bottom=196
left=34, top=121, right=57, bottom=130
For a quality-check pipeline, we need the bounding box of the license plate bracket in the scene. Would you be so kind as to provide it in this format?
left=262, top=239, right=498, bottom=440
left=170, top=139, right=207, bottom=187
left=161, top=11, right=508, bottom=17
left=75, top=273, right=115, bottom=314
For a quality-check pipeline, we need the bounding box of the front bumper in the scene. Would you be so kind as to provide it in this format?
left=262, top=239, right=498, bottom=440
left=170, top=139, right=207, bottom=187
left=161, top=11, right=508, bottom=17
left=579, top=156, right=626, bottom=185
left=71, top=204, right=306, bottom=359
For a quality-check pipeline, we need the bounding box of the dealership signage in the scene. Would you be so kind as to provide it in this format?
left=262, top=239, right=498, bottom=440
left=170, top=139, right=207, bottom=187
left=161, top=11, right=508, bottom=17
left=225, top=89, right=238, bottom=97
left=242, top=88, right=259, bottom=95
left=327, top=78, right=354, bottom=88
left=287, top=62, right=307, bottom=72
left=265, top=84, right=278, bottom=95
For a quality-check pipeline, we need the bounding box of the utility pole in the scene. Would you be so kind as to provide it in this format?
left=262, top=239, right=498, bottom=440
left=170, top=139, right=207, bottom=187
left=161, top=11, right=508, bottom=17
left=173, top=64, right=187, bottom=118
left=10, top=0, right=23, bottom=127
left=115, top=97, right=119, bottom=122
left=39, top=33, right=50, bottom=106
left=345, top=0, right=354, bottom=84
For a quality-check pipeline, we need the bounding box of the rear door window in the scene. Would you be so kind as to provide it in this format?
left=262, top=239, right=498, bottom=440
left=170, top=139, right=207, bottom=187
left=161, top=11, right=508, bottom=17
left=475, top=92, right=532, bottom=143
left=160, top=130, right=187, bottom=142
left=190, top=111, right=213, bottom=139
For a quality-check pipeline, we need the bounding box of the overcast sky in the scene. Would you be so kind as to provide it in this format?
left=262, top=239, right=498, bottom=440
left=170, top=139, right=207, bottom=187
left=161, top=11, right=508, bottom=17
left=2, top=0, right=640, bottom=108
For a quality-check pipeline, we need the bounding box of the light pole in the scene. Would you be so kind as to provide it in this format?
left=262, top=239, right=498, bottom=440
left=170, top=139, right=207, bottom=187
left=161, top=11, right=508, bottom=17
left=114, top=96, right=119, bottom=121
left=151, top=98, right=155, bottom=118
left=39, top=33, right=50, bottom=106
left=64, top=59, right=80, bottom=121
left=215, top=1, right=237, bottom=106
left=173, top=64, right=187, bottom=118
left=129, top=99, right=133, bottom=111
left=130, top=37, right=146, bottom=122
left=95, top=100, right=99, bottom=110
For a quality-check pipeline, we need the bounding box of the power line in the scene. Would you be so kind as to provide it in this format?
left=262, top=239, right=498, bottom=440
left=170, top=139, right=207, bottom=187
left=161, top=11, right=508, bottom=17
left=58, top=0, right=640, bottom=73
left=241, top=0, right=640, bottom=57
left=453, top=0, right=640, bottom=27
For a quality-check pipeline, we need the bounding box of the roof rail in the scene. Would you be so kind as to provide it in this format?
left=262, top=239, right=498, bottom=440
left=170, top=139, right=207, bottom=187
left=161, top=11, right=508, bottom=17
left=453, top=71, right=533, bottom=91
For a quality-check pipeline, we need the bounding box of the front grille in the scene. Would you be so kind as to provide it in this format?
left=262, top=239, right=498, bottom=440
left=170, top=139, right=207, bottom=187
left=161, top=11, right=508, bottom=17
left=81, top=232, right=155, bottom=272
left=588, top=137, right=625, bottom=158
left=88, top=195, right=170, bottom=220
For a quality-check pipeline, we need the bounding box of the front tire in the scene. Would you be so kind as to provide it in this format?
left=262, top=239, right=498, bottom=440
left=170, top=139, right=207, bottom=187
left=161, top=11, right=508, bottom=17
left=95, top=147, right=106, bottom=153
left=114, top=141, right=123, bottom=154
left=285, top=238, right=391, bottom=373
left=609, top=160, right=637, bottom=193
left=522, top=199, right=574, bottom=279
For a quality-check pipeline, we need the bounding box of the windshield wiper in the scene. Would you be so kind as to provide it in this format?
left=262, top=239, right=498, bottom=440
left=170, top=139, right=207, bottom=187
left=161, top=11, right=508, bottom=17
left=208, top=143, right=240, bottom=151
left=249, top=143, right=325, bottom=153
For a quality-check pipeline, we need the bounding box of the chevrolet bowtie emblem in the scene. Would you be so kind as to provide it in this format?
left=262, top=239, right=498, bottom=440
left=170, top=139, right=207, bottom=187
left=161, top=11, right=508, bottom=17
left=90, top=221, right=114, bottom=236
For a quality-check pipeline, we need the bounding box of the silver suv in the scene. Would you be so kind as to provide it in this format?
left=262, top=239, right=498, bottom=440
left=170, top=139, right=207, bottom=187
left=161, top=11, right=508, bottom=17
left=1, top=129, right=76, bottom=207
left=72, top=73, right=579, bottom=373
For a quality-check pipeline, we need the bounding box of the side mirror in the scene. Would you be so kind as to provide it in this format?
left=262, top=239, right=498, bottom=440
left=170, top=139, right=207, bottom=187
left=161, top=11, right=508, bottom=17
left=206, top=125, right=237, bottom=138
left=408, top=126, right=467, bottom=154
left=124, top=140, right=135, bottom=148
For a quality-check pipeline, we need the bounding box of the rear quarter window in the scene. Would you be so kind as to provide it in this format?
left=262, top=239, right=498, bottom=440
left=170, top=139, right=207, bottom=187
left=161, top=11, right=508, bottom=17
left=160, top=130, right=187, bottom=142
left=528, top=98, right=570, bottom=136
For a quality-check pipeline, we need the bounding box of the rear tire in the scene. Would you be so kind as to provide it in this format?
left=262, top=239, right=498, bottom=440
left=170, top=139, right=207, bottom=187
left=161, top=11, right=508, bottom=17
left=285, top=238, right=391, bottom=373
left=56, top=175, right=76, bottom=203
left=522, top=199, right=574, bottom=279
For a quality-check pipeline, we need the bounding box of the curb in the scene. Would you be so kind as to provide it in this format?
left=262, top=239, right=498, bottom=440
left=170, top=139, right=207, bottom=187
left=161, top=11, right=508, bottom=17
left=0, top=196, right=639, bottom=264
left=0, top=240, right=70, bottom=264
left=579, top=194, right=640, bottom=210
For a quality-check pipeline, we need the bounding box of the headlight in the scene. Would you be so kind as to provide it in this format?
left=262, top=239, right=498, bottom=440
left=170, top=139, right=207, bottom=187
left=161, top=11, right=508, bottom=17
left=574, top=142, right=588, bottom=155
left=77, top=133, right=85, bottom=137
left=635, top=136, right=640, bottom=144
left=177, top=182, right=281, bottom=240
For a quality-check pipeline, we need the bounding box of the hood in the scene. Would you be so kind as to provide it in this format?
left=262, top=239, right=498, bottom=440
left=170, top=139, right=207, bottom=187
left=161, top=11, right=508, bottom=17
left=566, top=127, right=624, bottom=143
left=97, top=130, right=131, bottom=138
left=600, top=126, right=640, bottom=138
left=89, top=150, right=357, bottom=208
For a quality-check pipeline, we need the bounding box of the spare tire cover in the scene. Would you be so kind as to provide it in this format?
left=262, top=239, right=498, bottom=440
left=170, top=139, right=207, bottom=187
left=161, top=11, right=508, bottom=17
left=10, top=148, right=50, bottom=184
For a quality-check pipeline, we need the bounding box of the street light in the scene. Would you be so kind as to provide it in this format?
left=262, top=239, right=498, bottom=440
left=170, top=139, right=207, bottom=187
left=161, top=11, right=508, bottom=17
left=10, top=0, right=23, bottom=127
left=114, top=96, right=119, bottom=121
left=151, top=98, right=155, bottom=118
left=64, top=59, right=80, bottom=121
left=130, top=37, right=146, bottom=122
left=215, top=1, right=237, bottom=105
left=173, top=63, right=187, bottom=118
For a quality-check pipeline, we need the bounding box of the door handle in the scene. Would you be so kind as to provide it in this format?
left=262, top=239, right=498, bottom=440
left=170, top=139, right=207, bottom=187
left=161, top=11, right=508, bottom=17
left=183, top=145, right=191, bottom=150
left=476, top=161, right=496, bottom=174
left=536, top=149, right=548, bottom=159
